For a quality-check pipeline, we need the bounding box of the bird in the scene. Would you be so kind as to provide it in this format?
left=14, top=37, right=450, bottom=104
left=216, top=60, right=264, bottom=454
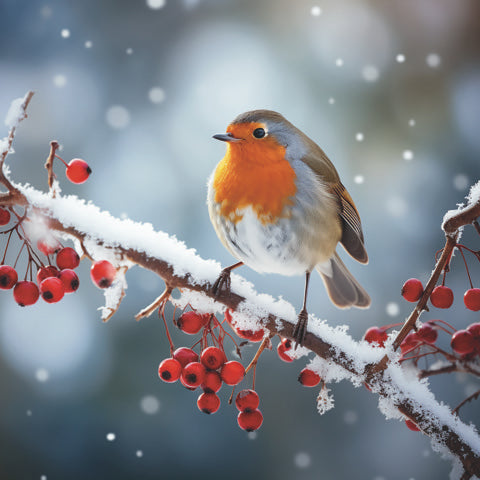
left=207, top=110, right=370, bottom=345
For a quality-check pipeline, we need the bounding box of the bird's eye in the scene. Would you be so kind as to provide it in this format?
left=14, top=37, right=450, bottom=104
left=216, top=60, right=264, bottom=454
left=253, top=128, right=266, bottom=139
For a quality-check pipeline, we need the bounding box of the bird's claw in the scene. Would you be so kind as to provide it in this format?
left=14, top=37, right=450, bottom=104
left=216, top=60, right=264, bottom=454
left=212, top=267, right=232, bottom=297
left=293, top=309, right=309, bottom=348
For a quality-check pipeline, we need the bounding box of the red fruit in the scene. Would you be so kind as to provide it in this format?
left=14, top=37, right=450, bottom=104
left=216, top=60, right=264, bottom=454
left=364, top=327, right=388, bottom=347
left=237, top=409, right=263, bottom=432
left=235, top=389, right=260, bottom=412
left=158, top=358, right=182, bottom=383
left=277, top=338, right=294, bottom=362
left=36, top=265, right=60, bottom=284
left=201, top=370, right=222, bottom=393
left=90, top=260, right=116, bottom=288
left=417, top=323, right=438, bottom=344
left=225, top=309, right=265, bottom=342
left=201, top=346, right=226, bottom=370
left=181, top=362, right=206, bottom=388
left=173, top=347, right=199, bottom=368
left=464, top=288, right=480, bottom=312
left=405, top=419, right=420, bottom=432
left=58, top=269, right=80, bottom=293
left=401, top=278, right=424, bottom=302
left=56, top=247, right=80, bottom=270
left=220, top=360, right=245, bottom=385
left=66, top=158, right=91, bottom=184
left=37, top=239, right=61, bottom=256
left=451, top=330, right=475, bottom=355
left=430, top=286, right=454, bottom=309
left=0, top=265, right=18, bottom=289
left=177, top=311, right=208, bottom=335
left=400, top=332, right=421, bottom=354
left=39, top=277, right=65, bottom=303
left=298, top=368, right=321, bottom=387
left=197, top=392, right=220, bottom=414
left=13, top=281, right=39, bottom=306
left=467, top=323, right=480, bottom=337
left=0, top=208, right=10, bottom=226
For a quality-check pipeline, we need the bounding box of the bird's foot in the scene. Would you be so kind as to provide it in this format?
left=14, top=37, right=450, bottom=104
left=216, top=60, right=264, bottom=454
left=212, top=267, right=233, bottom=297
left=293, top=308, right=309, bottom=348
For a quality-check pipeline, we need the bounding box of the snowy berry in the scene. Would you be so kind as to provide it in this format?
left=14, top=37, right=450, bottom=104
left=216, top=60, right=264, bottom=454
left=464, top=288, right=480, bottom=312
left=37, top=239, right=61, bottom=256
left=201, top=370, right=222, bottom=393
left=237, top=409, right=263, bottom=432
left=177, top=311, right=208, bottom=335
left=277, top=338, right=294, bottom=362
left=225, top=309, right=264, bottom=342
left=298, top=368, right=321, bottom=387
left=430, top=286, right=454, bottom=309
left=405, top=419, right=420, bottom=432
left=173, top=347, right=199, bottom=368
left=58, top=269, right=80, bottom=293
left=451, top=330, right=475, bottom=355
left=197, top=392, right=220, bottom=414
left=200, top=346, right=226, bottom=370
left=56, top=247, right=80, bottom=270
left=40, top=277, right=65, bottom=303
left=13, top=281, right=39, bottom=306
left=0, top=208, right=10, bottom=226
left=181, top=362, right=206, bottom=388
left=401, top=278, right=424, bottom=302
left=158, top=358, right=182, bottom=383
left=417, top=323, right=438, bottom=344
left=220, top=360, right=245, bottom=385
left=0, top=265, right=18, bottom=289
left=364, top=327, right=388, bottom=347
left=66, top=158, right=91, bottom=184
left=36, top=265, right=60, bottom=284
left=235, top=389, right=260, bottom=412
left=90, top=260, right=116, bottom=288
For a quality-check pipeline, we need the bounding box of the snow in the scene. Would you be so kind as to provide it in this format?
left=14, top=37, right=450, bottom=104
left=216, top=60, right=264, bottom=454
left=105, top=105, right=130, bottom=129
left=4, top=93, right=29, bottom=128
left=442, top=179, right=480, bottom=229
left=316, top=386, right=334, bottom=415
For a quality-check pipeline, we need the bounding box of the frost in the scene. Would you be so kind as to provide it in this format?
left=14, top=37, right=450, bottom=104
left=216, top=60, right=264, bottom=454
left=442, top=179, right=480, bottom=228
left=316, top=386, right=334, bottom=415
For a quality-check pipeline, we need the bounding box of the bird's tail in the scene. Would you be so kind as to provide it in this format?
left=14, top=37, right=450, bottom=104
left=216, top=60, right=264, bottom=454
left=316, top=252, right=371, bottom=309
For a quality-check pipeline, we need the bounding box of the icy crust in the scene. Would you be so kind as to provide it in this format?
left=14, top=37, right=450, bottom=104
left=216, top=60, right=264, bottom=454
left=442, top=179, right=480, bottom=229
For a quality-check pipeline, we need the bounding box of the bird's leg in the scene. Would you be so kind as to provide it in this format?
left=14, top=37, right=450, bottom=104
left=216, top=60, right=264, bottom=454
left=293, top=271, right=311, bottom=347
left=212, top=261, right=244, bottom=296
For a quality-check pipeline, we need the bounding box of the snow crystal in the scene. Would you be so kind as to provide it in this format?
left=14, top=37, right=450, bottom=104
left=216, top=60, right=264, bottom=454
left=140, top=395, right=160, bottom=414
left=396, top=54, right=406, bottom=63
left=362, top=65, right=379, bottom=82
left=403, top=150, right=414, bottom=161
left=294, top=452, right=311, bottom=468
left=426, top=53, right=441, bottom=68
left=35, top=368, right=49, bottom=382
left=355, top=132, right=364, bottom=142
left=4, top=93, right=29, bottom=128
left=105, top=105, right=130, bottom=129
left=106, top=433, right=116, bottom=441
left=310, top=6, right=322, bottom=16
left=60, top=29, right=70, bottom=38
left=354, top=175, right=364, bottom=184
left=316, top=386, right=334, bottom=415
left=53, top=74, right=67, bottom=88
left=148, top=87, right=166, bottom=104
left=146, top=0, right=166, bottom=9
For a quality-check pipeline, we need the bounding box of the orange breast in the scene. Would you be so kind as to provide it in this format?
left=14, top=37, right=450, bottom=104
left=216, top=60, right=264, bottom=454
left=212, top=137, right=297, bottom=225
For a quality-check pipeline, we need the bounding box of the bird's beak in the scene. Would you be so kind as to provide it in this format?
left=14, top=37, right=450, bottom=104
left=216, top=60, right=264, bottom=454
left=212, top=132, right=242, bottom=142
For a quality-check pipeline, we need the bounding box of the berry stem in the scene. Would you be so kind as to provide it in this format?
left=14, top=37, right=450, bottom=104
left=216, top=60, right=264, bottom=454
left=245, top=335, right=271, bottom=374
left=453, top=388, right=480, bottom=416
left=1, top=229, right=13, bottom=264
left=457, top=245, right=474, bottom=289
left=157, top=287, right=174, bottom=355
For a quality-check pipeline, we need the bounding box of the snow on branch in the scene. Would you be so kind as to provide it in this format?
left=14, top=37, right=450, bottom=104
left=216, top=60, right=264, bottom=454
left=1, top=92, right=480, bottom=479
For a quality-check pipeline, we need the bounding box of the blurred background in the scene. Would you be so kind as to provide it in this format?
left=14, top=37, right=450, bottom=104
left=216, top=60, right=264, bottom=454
left=1, top=0, right=480, bottom=478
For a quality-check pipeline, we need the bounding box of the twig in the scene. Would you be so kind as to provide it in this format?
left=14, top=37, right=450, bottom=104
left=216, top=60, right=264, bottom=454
left=453, top=389, right=480, bottom=416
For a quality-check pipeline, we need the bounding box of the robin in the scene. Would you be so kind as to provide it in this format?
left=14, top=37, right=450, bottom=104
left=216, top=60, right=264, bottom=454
left=207, top=110, right=370, bottom=344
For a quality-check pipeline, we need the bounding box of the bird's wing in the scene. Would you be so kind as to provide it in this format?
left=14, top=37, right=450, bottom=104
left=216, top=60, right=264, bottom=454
left=299, top=138, right=368, bottom=264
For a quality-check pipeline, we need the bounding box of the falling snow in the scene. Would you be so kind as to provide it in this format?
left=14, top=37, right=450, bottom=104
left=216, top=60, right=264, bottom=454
left=140, top=395, right=160, bottom=414
left=53, top=74, right=67, bottom=88
left=106, top=105, right=130, bottom=129
left=148, top=87, right=166, bottom=104
left=362, top=65, right=379, bottom=82
left=355, top=132, right=364, bottom=142
left=310, top=6, right=322, bottom=16
left=386, top=302, right=400, bottom=317
left=294, top=452, right=311, bottom=468
left=106, top=433, right=116, bottom=441
left=396, top=54, right=405, bottom=63
left=35, top=368, right=49, bottom=382
left=403, top=150, right=414, bottom=161
left=61, top=29, right=70, bottom=38
left=146, top=0, right=166, bottom=9
left=354, top=175, right=364, bottom=184
left=426, top=53, right=441, bottom=68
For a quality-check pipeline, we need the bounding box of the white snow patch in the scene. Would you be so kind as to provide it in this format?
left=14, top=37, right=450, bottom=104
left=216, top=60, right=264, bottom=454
left=4, top=93, right=29, bottom=128
left=316, top=386, right=334, bottom=415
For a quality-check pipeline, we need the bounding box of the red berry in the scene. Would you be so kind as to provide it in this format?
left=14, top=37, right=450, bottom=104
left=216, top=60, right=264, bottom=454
left=225, top=309, right=265, bottom=342
left=158, top=358, right=182, bottom=383
left=464, top=288, right=480, bottom=312
left=201, top=370, right=222, bottom=393
left=181, top=362, right=206, bottom=388
left=177, top=311, right=208, bottom=335
left=220, top=360, right=245, bottom=385
left=58, top=269, right=80, bottom=293
left=200, top=346, right=226, bottom=370
left=13, top=281, right=39, bottom=306
left=277, top=338, right=294, bottom=362
left=0, top=265, right=18, bottom=289
left=66, top=158, right=91, bottom=184
left=467, top=323, right=480, bottom=337
left=417, top=323, right=438, bottom=344
left=0, top=208, right=10, bottom=226
left=430, top=286, right=454, bottom=309
left=298, top=368, right=321, bottom=387
left=56, top=247, right=80, bottom=270
left=173, top=347, right=199, bottom=368
left=37, top=239, right=61, bottom=256
left=235, top=389, right=260, bottom=412
left=39, top=277, right=65, bottom=303
left=401, top=278, right=424, bottom=302
left=237, top=409, right=263, bottom=432
left=36, top=265, right=60, bottom=284
left=197, top=392, right=220, bottom=414
left=405, top=419, right=420, bottom=432
left=90, top=260, right=116, bottom=288
left=451, top=330, right=475, bottom=355
left=364, top=327, right=388, bottom=347
left=400, top=332, right=421, bottom=354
